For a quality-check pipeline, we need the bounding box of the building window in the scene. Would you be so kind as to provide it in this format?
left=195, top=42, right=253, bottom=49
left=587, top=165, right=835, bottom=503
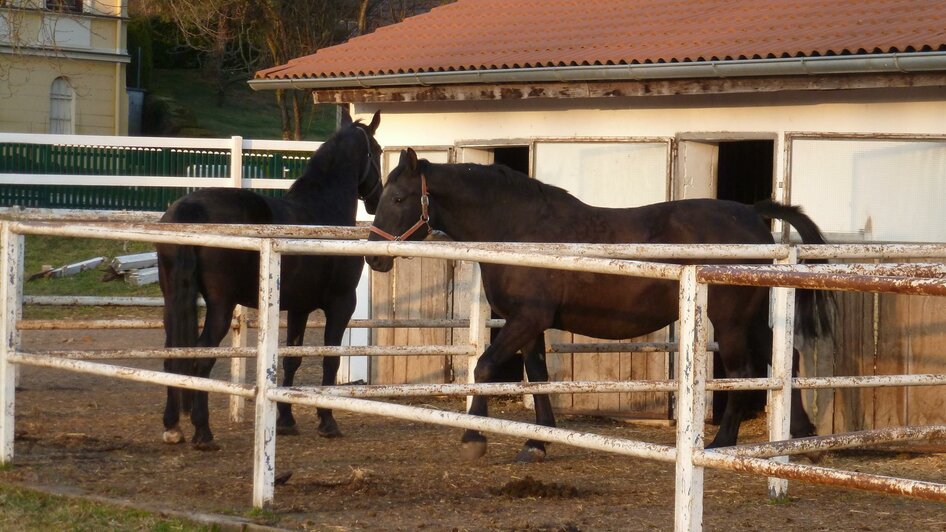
left=49, top=77, right=75, bottom=134
left=46, top=0, right=83, bottom=14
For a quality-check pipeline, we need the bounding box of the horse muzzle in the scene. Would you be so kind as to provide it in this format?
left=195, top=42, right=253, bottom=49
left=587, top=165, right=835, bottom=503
left=366, top=255, right=394, bottom=272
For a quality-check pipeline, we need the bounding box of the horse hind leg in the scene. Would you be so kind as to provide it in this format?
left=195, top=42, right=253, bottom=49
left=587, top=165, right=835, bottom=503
left=188, top=302, right=233, bottom=450
left=750, top=325, right=816, bottom=440
left=162, top=359, right=186, bottom=444
left=276, top=311, right=308, bottom=436
left=707, top=330, right=753, bottom=449
left=789, top=347, right=816, bottom=439
left=516, top=334, right=555, bottom=463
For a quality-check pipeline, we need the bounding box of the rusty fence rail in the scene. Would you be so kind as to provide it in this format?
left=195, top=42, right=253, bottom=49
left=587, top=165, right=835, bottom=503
left=3, top=216, right=946, bottom=531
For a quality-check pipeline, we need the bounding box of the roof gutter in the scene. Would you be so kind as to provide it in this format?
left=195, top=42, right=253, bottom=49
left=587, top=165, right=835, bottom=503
left=248, top=51, right=946, bottom=91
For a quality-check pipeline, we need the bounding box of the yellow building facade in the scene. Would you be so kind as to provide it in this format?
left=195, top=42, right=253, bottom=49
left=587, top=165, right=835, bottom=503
left=0, top=1, right=128, bottom=135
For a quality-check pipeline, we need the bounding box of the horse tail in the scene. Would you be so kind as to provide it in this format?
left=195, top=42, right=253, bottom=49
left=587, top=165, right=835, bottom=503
left=753, top=199, right=835, bottom=339
left=160, top=201, right=205, bottom=412
left=164, top=244, right=200, bottom=348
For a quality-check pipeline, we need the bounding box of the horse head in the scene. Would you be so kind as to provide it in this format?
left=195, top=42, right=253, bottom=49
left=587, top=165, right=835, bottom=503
left=349, top=110, right=383, bottom=214
left=366, top=147, right=430, bottom=272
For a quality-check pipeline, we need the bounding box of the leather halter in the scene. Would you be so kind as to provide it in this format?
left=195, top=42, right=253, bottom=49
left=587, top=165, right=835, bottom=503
left=356, top=126, right=382, bottom=200
left=369, top=173, right=432, bottom=241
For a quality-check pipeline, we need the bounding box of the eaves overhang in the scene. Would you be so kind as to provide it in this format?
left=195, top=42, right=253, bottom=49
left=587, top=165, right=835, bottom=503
left=249, top=52, right=946, bottom=92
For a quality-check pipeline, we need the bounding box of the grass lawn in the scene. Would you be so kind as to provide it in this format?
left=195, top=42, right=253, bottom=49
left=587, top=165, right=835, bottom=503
left=22, top=235, right=164, bottom=320
left=0, top=484, right=213, bottom=531
left=149, top=68, right=336, bottom=140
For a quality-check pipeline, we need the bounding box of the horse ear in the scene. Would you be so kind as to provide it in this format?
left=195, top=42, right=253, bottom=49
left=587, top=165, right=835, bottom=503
left=398, top=148, right=419, bottom=172
left=339, top=106, right=353, bottom=127
left=405, top=147, right=418, bottom=171
left=367, top=110, right=381, bottom=134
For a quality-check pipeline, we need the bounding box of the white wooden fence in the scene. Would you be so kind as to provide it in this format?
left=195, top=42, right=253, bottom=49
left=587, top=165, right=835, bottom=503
left=3, top=216, right=946, bottom=531
left=0, top=132, right=321, bottom=191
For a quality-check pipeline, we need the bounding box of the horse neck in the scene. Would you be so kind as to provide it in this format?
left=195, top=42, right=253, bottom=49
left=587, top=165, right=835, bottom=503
left=285, top=149, right=360, bottom=222
left=428, top=167, right=552, bottom=242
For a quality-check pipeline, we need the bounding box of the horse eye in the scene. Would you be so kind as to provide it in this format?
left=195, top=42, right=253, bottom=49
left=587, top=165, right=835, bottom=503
left=393, top=196, right=404, bottom=204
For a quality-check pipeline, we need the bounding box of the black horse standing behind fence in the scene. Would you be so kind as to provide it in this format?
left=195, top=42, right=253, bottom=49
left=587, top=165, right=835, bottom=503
left=367, top=148, right=832, bottom=463
left=157, top=111, right=383, bottom=449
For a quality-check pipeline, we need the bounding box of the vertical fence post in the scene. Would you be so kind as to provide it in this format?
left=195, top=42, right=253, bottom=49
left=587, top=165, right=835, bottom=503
left=0, top=222, right=23, bottom=464
left=768, top=247, right=797, bottom=499
left=230, top=136, right=244, bottom=189
left=253, top=240, right=280, bottom=509
left=467, top=264, right=490, bottom=411
left=675, top=266, right=708, bottom=532
left=229, top=305, right=248, bottom=423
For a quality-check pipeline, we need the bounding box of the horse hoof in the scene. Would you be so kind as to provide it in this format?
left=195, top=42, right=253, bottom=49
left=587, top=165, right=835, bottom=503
left=515, top=446, right=546, bottom=463
left=277, top=424, right=300, bottom=436
left=317, top=425, right=342, bottom=439
left=317, top=416, right=342, bottom=438
left=193, top=441, right=221, bottom=452
left=460, top=440, right=488, bottom=461
left=162, top=428, right=185, bottom=444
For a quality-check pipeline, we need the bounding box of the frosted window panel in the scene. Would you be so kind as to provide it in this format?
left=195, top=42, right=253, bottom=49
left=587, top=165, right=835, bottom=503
left=534, top=142, right=668, bottom=208
left=792, top=140, right=946, bottom=242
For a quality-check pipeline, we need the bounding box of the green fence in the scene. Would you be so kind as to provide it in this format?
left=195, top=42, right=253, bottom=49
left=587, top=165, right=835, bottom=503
left=0, top=142, right=312, bottom=211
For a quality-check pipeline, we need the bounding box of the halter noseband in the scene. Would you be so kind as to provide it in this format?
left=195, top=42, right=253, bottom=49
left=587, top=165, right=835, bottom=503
left=369, top=173, right=432, bottom=241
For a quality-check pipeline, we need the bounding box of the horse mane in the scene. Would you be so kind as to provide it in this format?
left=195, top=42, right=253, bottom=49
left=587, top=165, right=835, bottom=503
left=287, top=121, right=366, bottom=195
left=442, top=162, right=576, bottom=204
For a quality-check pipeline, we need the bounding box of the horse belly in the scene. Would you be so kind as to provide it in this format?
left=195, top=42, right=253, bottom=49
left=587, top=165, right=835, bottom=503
left=195, top=248, right=261, bottom=308
left=557, top=274, right=679, bottom=339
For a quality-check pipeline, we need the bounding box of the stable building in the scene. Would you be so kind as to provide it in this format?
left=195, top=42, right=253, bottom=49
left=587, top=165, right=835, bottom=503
left=251, top=0, right=946, bottom=435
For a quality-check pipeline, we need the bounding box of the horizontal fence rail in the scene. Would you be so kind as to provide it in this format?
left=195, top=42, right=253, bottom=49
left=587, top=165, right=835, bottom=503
left=3, top=211, right=946, bottom=531
left=0, top=133, right=321, bottom=211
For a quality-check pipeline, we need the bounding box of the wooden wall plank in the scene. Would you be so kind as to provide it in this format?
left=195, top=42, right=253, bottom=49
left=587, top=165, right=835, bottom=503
left=874, top=292, right=909, bottom=429
left=905, top=294, right=946, bottom=425
left=371, top=257, right=451, bottom=384
left=369, top=266, right=394, bottom=384
left=832, top=291, right=876, bottom=433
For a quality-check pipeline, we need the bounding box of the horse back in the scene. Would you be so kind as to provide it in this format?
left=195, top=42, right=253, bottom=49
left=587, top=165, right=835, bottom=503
left=482, top=198, right=775, bottom=338
left=160, top=188, right=274, bottom=225
left=157, top=187, right=362, bottom=312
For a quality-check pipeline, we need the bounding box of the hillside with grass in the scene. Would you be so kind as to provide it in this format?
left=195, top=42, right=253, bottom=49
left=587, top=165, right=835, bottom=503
left=145, top=68, right=336, bottom=140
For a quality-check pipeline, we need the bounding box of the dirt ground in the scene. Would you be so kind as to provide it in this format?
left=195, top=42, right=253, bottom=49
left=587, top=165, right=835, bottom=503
left=5, top=328, right=946, bottom=531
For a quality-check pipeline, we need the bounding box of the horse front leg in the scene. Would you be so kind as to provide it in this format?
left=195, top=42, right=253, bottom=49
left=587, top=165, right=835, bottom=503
left=517, top=334, right=555, bottom=463
left=317, top=295, right=357, bottom=438
left=276, top=310, right=309, bottom=435
left=461, top=318, right=542, bottom=461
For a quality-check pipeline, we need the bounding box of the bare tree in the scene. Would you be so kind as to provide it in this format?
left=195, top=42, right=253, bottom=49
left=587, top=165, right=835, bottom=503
left=136, top=0, right=452, bottom=139
left=137, top=0, right=263, bottom=106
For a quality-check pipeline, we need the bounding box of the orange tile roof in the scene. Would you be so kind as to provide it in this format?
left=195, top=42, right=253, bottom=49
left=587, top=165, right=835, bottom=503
left=255, top=0, right=946, bottom=82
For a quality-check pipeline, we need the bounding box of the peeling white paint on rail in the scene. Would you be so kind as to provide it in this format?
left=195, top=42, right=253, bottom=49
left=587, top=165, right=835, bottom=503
left=267, top=390, right=678, bottom=463
left=10, top=222, right=262, bottom=251
left=695, top=449, right=946, bottom=502
left=9, top=352, right=255, bottom=397
left=718, top=425, right=946, bottom=458
left=274, top=239, right=685, bottom=280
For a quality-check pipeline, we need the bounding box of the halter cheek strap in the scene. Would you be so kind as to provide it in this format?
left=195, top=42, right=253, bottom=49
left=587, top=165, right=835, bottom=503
left=357, top=127, right=382, bottom=199
left=369, top=173, right=432, bottom=241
